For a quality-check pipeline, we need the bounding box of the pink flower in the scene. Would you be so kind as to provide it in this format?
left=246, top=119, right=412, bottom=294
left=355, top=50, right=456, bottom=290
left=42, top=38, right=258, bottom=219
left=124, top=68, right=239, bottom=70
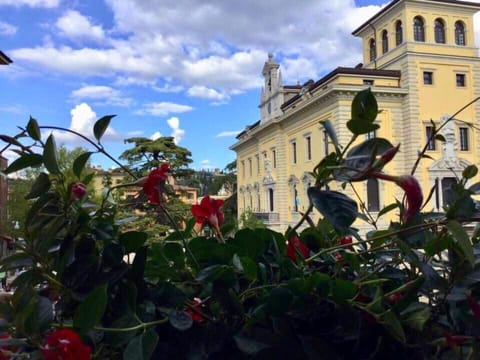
left=191, top=196, right=225, bottom=234
left=71, top=183, right=86, bottom=199
left=286, top=236, right=310, bottom=262
left=142, top=163, right=170, bottom=204
left=42, top=329, right=91, bottom=360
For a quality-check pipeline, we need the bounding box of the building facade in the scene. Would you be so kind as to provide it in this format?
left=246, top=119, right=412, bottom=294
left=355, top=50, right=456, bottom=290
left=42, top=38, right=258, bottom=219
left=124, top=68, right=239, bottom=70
left=231, top=0, right=480, bottom=232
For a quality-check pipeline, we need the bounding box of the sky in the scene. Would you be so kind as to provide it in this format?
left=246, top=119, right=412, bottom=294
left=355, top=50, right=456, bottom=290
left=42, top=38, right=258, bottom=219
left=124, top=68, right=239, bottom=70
left=0, top=0, right=478, bottom=171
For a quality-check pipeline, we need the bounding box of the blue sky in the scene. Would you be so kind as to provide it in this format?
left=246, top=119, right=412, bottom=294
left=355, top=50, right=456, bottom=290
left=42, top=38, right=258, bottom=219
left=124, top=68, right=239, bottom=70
left=0, top=0, right=439, bottom=170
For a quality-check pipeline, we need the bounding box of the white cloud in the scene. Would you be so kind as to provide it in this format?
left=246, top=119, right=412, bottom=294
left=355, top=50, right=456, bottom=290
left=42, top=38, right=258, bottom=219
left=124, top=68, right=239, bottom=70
left=0, top=0, right=59, bottom=7
left=135, top=102, right=193, bottom=117
left=150, top=131, right=161, bottom=140
left=126, top=130, right=143, bottom=136
left=70, top=85, right=133, bottom=107
left=152, top=83, right=184, bottom=93
left=216, top=130, right=241, bottom=138
left=0, top=21, right=16, bottom=36
left=51, top=103, right=121, bottom=143
left=199, top=159, right=216, bottom=170
left=56, top=10, right=105, bottom=42
left=0, top=104, right=25, bottom=115
left=187, top=85, right=229, bottom=103
left=167, top=117, right=185, bottom=144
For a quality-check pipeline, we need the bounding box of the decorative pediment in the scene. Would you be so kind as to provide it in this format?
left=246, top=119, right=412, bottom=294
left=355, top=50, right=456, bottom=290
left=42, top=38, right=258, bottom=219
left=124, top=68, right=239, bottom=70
left=429, top=157, right=471, bottom=173
left=263, top=175, right=275, bottom=185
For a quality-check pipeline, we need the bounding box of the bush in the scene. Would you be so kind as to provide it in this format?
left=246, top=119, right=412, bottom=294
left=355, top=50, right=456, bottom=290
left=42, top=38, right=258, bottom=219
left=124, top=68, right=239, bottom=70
left=0, top=91, right=479, bottom=359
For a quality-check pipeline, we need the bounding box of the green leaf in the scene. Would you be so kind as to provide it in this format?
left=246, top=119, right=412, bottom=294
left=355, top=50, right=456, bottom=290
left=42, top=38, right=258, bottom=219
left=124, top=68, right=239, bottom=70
left=234, top=335, right=270, bottom=355
left=196, top=264, right=236, bottom=287
left=447, top=220, right=475, bottom=267
left=232, top=255, right=257, bottom=281
left=168, top=310, right=192, bottom=331
left=25, top=172, right=51, bottom=199
left=163, top=242, right=185, bottom=267
left=378, top=203, right=399, bottom=217
left=73, top=285, right=108, bottom=334
left=93, top=115, right=115, bottom=142
left=346, top=120, right=379, bottom=136
left=351, top=88, right=378, bottom=123
left=231, top=228, right=266, bottom=259
left=331, top=279, right=356, bottom=304
left=0, top=135, right=23, bottom=147
left=463, top=165, right=478, bottom=179
left=26, top=117, right=41, bottom=141
left=380, top=310, right=406, bottom=344
left=73, top=152, right=92, bottom=178
left=119, top=231, right=148, bottom=253
left=5, top=153, right=43, bottom=174
left=43, top=134, right=60, bottom=174
left=308, top=188, right=358, bottom=232
left=123, top=328, right=158, bottom=360
left=424, top=236, right=452, bottom=257
left=401, top=303, right=430, bottom=331
left=435, top=133, right=446, bottom=142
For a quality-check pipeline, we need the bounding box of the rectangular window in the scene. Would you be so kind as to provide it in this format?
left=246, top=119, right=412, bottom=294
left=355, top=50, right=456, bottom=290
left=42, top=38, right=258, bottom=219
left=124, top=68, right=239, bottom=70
left=426, top=126, right=436, bottom=150
left=241, top=161, right=245, bottom=179
left=456, top=73, right=466, bottom=87
left=248, top=158, right=252, bottom=176
left=366, top=130, right=376, bottom=140
left=363, top=79, right=374, bottom=86
left=306, top=136, right=312, bottom=161
left=323, top=130, right=329, bottom=156
left=272, top=149, right=276, bottom=168
left=256, top=154, right=260, bottom=174
left=292, top=141, right=297, bottom=164
left=460, top=127, right=469, bottom=151
left=423, top=71, right=433, bottom=85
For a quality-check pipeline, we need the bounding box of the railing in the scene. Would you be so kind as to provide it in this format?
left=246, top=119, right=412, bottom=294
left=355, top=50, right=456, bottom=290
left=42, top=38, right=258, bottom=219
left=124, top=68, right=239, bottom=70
left=253, top=212, right=280, bottom=223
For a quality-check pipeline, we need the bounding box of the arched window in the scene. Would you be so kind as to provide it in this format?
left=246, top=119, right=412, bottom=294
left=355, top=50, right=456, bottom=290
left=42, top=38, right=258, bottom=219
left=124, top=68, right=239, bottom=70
left=382, top=30, right=389, bottom=54
left=395, top=20, right=403, bottom=46
left=434, top=18, right=445, bottom=44
left=413, top=16, right=425, bottom=42
left=367, top=178, right=380, bottom=212
left=369, top=38, right=376, bottom=62
left=455, top=21, right=466, bottom=46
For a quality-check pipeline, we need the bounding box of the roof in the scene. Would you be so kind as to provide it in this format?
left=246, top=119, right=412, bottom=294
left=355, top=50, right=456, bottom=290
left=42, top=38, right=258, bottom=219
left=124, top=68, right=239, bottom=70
left=352, top=0, right=480, bottom=35
left=0, top=51, right=12, bottom=65
left=281, top=66, right=401, bottom=110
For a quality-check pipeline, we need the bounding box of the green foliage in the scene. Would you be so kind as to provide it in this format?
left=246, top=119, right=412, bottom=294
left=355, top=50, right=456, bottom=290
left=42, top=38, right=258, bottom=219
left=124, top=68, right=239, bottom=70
left=239, top=210, right=266, bottom=229
left=1, top=93, right=480, bottom=359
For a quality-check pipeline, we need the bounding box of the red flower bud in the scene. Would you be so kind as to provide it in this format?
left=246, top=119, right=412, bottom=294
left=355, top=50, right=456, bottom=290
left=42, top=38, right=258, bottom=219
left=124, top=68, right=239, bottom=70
left=389, top=293, right=402, bottom=304
left=186, top=298, right=204, bottom=323
left=42, top=329, right=91, bottom=360
left=71, top=183, right=87, bottom=199
left=335, top=253, right=343, bottom=262
left=286, top=236, right=310, bottom=262
left=339, top=236, right=352, bottom=245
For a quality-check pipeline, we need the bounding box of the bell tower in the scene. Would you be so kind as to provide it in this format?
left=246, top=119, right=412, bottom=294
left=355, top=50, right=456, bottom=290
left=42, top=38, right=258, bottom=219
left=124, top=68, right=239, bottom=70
left=260, top=54, right=284, bottom=125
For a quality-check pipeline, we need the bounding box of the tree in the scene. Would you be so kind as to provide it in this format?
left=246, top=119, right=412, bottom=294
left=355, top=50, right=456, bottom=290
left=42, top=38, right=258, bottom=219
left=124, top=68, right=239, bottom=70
left=120, top=136, right=193, bottom=177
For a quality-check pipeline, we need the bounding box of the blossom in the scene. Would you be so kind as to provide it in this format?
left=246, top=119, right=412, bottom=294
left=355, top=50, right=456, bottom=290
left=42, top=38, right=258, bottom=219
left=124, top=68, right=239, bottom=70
left=389, top=293, right=402, bottom=304
left=286, top=236, right=310, bottom=262
left=186, top=298, right=204, bottom=323
left=373, top=144, right=400, bottom=170
left=142, top=163, right=170, bottom=204
left=371, top=172, right=423, bottom=223
left=339, top=236, right=352, bottom=245
left=190, top=196, right=225, bottom=234
left=71, top=183, right=86, bottom=199
left=42, top=329, right=91, bottom=360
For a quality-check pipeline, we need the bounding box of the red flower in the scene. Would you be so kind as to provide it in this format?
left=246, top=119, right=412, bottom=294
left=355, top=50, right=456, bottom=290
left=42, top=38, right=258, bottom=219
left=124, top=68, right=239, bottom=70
left=142, top=163, right=170, bottom=204
left=335, top=253, right=343, bottom=262
left=339, top=236, right=352, bottom=245
left=389, top=293, right=402, bottom=304
left=190, top=196, right=225, bottom=234
left=371, top=172, right=423, bottom=223
left=445, top=334, right=470, bottom=348
left=71, top=183, right=86, bottom=199
left=42, top=329, right=91, bottom=360
left=286, top=236, right=310, bottom=262
left=186, top=298, right=204, bottom=323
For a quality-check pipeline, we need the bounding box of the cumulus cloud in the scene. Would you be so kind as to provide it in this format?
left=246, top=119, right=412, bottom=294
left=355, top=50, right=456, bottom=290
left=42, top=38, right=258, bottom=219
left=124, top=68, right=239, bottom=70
left=0, top=21, right=16, bottom=36
left=0, top=0, right=59, bottom=7
left=135, top=102, right=193, bottom=117
left=216, top=130, right=241, bottom=138
left=150, top=131, right=161, bottom=140
left=56, top=10, right=105, bottom=42
left=52, top=103, right=121, bottom=143
left=9, top=0, right=387, bottom=99
left=70, top=85, right=133, bottom=107
left=199, top=159, right=215, bottom=169
left=0, top=104, right=25, bottom=115
left=167, top=117, right=185, bottom=144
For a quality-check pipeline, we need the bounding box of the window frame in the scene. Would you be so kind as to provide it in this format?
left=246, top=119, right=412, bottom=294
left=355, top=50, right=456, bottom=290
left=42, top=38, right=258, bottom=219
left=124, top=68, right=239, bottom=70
left=382, top=30, right=389, bottom=54
left=423, top=71, right=433, bottom=85
left=456, top=73, right=466, bottom=87
left=455, top=21, right=466, bottom=46
left=459, top=127, right=469, bottom=151
left=369, top=38, right=377, bottom=62
left=305, top=135, right=312, bottom=161
left=291, top=141, right=297, bottom=164
left=366, top=178, right=380, bottom=212
left=426, top=125, right=436, bottom=151
left=434, top=18, right=446, bottom=44
left=413, top=16, right=425, bottom=42
left=395, top=20, right=403, bottom=46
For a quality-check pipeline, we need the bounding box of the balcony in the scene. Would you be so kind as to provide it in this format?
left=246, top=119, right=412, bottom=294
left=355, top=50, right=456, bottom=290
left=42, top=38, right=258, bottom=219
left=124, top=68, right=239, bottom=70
left=253, top=212, right=280, bottom=223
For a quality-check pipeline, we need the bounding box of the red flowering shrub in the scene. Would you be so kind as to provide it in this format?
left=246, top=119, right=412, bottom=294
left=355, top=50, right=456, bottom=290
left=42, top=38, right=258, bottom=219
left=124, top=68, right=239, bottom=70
left=71, top=182, right=86, bottom=199
left=190, top=195, right=225, bottom=234
left=286, top=236, right=310, bottom=262
left=41, top=329, right=90, bottom=360
left=142, top=163, right=170, bottom=204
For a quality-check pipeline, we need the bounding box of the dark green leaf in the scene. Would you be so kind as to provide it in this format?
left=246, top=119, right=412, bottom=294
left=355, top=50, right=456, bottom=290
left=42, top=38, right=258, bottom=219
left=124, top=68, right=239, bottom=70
left=308, top=188, right=358, bottom=232
left=163, top=242, right=185, bottom=267
left=234, top=335, right=270, bottom=355
left=231, top=228, right=266, bottom=259
left=37, top=296, right=53, bottom=332
left=434, top=134, right=446, bottom=142
left=232, top=255, right=257, bottom=281
left=346, top=120, right=379, bottom=136
left=43, top=134, right=60, bottom=174
left=447, top=220, right=475, bottom=267
left=0, top=135, right=23, bottom=147
left=94, top=115, right=115, bottom=142
left=73, top=152, right=92, bottom=178
left=351, top=88, right=378, bottom=123
left=26, top=117, right=41, bottom=141
left=168, top=310, right=192, bottom=331
left=25, top=172, right=51, bottom=199
left=401, top=303, right=430, bottom=331
left=380, top=310, right=406, bottom=344
left=123, top=328, right=158, bottom=360
left=4, top=153, right=43, bottom=174
left=463, top=165, right=478, bottom=179
left=196, top=264, right=236, bottom=287
left=378, top=203, right=399, bottom=217
left=119, top=231, right=148, bottom=253
left=74, top=285, right=108, bottom=334
left=424, top=236, right=452, bottom=256
left=331, top=279, right=356, bottom=304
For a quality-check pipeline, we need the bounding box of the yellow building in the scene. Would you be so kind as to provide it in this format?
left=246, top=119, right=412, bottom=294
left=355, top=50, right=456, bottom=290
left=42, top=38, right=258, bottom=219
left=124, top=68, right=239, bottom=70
left=231, top=0, right=480, bottom=232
